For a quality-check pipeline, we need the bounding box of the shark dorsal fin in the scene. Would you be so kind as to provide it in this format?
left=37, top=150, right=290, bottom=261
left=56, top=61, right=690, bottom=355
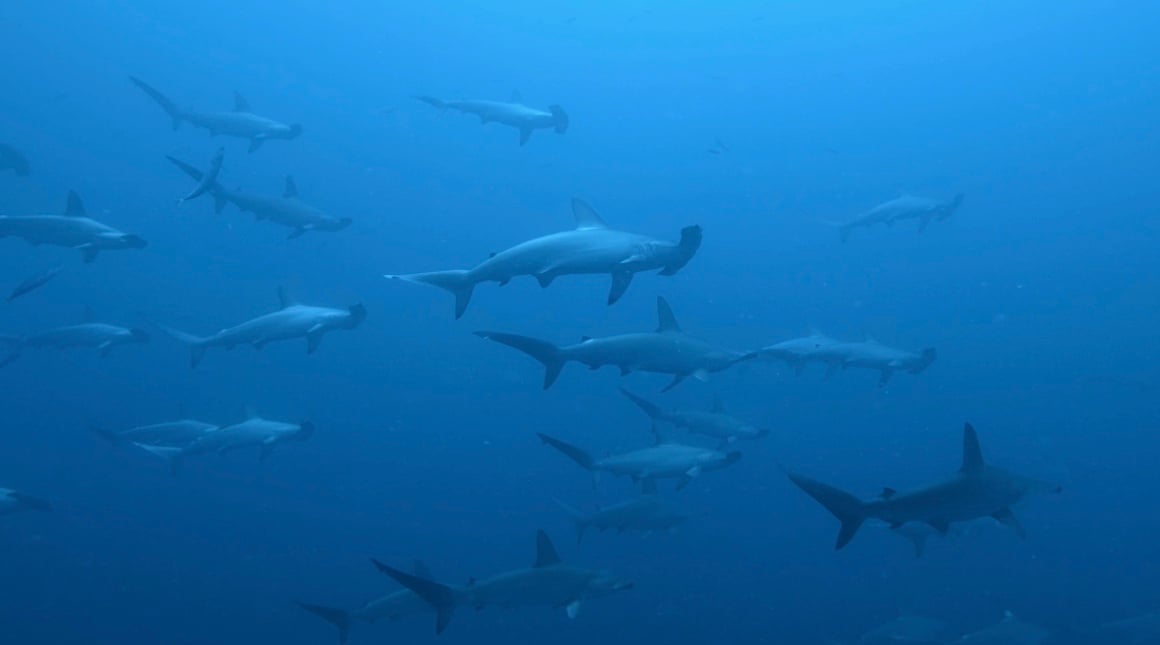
left=570, top=198, right=608, bottom=230
left=533, top=529, right=562, bottom=567
left=233, top=91, right=251, bottom=112
left=961, top=423, right=985, bottom=474
left=655, top=297, right=681, bottom=333
left=65, top=191, right=86, bottom=217
left=710, top=395, right=726, bottom=413
left=277, top=286, right=297, bottom=308
left=640, top=478, right=658, bottom=495
left=412, top=560, right=433, bottom=580
left=283, top=176, right=299, bottom=199
left=880, top=487, right=897, bottom=500
left=509, top=89, right=523, bottom=103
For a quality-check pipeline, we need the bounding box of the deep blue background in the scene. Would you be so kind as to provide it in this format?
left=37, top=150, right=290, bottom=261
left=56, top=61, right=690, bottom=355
left=1, top=1, right=1157, bottom=643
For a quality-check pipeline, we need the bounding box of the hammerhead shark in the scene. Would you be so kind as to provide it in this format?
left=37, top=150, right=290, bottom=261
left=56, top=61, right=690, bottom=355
left=789, top=423, right=1061, bottom=550
left=415, top=92, right=569, bottom=145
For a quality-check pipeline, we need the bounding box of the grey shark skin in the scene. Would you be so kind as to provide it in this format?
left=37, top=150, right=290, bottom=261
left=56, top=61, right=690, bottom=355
left=167, top=156, right=352, bottom=238
left=789, top=423, right=1061, bottom=550
left=0, top=191, right=147, bottom=262
left=621, top=388, right=769, bottom=446
left=758, top=331, right=841, bottom=375
left=385, top=198, right=701, bottom=318
left=0, top=487, right=52, bottom=515
left=416, top=95, right=569, bottom=146
left=0, top=143, right=30, bottom=176
left=951, top=612, right=1051, bottom=645
left=476, top=297, right=752, bottom=391
left=812, top=339, right=937, bottom=386
left=838, top=193, right=964, bottom=242
left=298, top=561, right=436, bottom=645
left=158, top=287, right=366, bottom=367
left=7, top=265, right=63, bottom=302
left=178, top=414, right=314, bottom=460
left=538, top=427, right=741, bottom=490
left=0, top=322, right=149, bottom=367
left=130, top=76, right=302, bottom=152
left=554, top=481, right=696, bottom=543
left=371, top=530, right=633, bottom=634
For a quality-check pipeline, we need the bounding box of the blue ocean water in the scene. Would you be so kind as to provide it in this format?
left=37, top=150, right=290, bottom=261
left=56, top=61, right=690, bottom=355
left=1, top=1, right=1157, bottom=643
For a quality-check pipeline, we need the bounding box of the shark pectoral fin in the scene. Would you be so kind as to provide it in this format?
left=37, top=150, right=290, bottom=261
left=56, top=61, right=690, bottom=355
left=926, top=518, right=950, bottom=535
left=608, top=271, right=633, bottom=305
left=877, top=369, right=894, bottom=386
left=76, top=244, right=99, bottom=263
left=675, top=475, right=693, bottom=491
left=823, top=362, right=840, bottom=380
left=992, top=507, right=1026, bottom=539
left=306, top=327, right=325, bottom=354
left=97, top=341, right=114, bottom=357
left=534, top=272, right=556, bottom=288
left=686, top=466, right=702, bottom=478
left=497, top=278, right=510, bottom=286
left=918, top=213, right=933, bottom=232
left=519, top=126, right=533, bottom=146
left=565, top=600, right=582, bottom=619
left=692, top=369, right=710, bottom=382
left=620, top=365, right=633, bottom=376
left=259, top=442, right=276, bottom=461
left=661, top=373, right=688, bottom=392
left=248, top=138, right=264, bottom=153
left=287, top=227, right=307, bottom=240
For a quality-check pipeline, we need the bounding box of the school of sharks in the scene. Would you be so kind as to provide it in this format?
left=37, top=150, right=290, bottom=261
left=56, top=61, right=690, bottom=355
left=0, top=7, right=1155, bottom=645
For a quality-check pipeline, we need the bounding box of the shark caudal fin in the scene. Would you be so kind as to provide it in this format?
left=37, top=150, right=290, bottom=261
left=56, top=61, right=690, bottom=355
left=129, top=77, right=184, bottom=129
left=371, top=560, right=458, bottom=634
left=537, top=433, right=596, bottom=471
left=658, top=225, right=703, bottom=276
left=384, top=270, right=475, bottom=319
left=788, top=473, right=868, bottom=550
left=475, top=331, right=565, bottom=388
left=414, top=95, right=448, bottom=110
left=296, top=603, right=352, bottom=645
left=549, top=105, right=570, bottom=134
left=154, top=323, right=209, bottom=368
left=552, top=498, right=589, bottom=544
left=620, top=388, right=669, bottom=423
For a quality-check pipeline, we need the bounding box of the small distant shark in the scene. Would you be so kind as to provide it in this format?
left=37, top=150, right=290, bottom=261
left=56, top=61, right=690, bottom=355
left=0, top=191, right=147, bottom=262
left=415, top=92, right=569, bottom=145
left=0, top=487, right=52, bottom=515
left=553, top=479, right=697, bottom=543
left=0, top=143, right=30, bottom=176
left=0, top=311, right=150, bottom=367
left=835, top=193, right=964, bottom=242
left=853, top=614, right=949, bottom=645
left=758, top=330, right=841, bottom=375
left=811, top=338, right=937, bottom=386
left=372, top=530, right=633, bottom=634
left=298, top=561, right=436, bottom=645
left=130, top=76, right=302, bottom=152
left=7, top=265, right=63, bottom=302
left=620, top=388, right=769, bottom=446
left=789, top=423, right=1061, bottom=550
left=177, top=413, right=314, bottom=461
left=158, top=287, right=366, bottom=367
left=538, top=425, right=742, bottom=490
left=167, top=156, right=352, bottom=238
left=385, top=198, right=701, bottom=318
left=951, top=611, right=1052, bottom=645
left=476, top=297, right=754, bottom=391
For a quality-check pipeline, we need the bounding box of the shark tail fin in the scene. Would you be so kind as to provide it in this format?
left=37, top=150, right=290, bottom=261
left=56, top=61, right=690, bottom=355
left=296, top=603, right=351, bottom=645
left=620, top=388, right=668, bottom=422
left=371, top=560, right=457, bottom=634
left=537, top=433, right=595, bottom=471
left=549, top=105, right=570, bottom=134
left=384, top=270, right=475, bottom=319
left=129, top=76, right=184, bottom=128
left=912, top=348, right=937, bottom=374
left=658, top=225, right=703, bottom=276
left=788, top=473, right=867, bottom=550
left=154, top=323, right=208, bottom=368
left=552, top=498, right=588, bottom=544
left=474, top=331, right=564, bottom=389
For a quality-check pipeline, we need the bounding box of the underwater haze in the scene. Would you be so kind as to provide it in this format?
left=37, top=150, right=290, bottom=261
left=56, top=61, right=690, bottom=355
left=1, top=1, right=1158, bottom=644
